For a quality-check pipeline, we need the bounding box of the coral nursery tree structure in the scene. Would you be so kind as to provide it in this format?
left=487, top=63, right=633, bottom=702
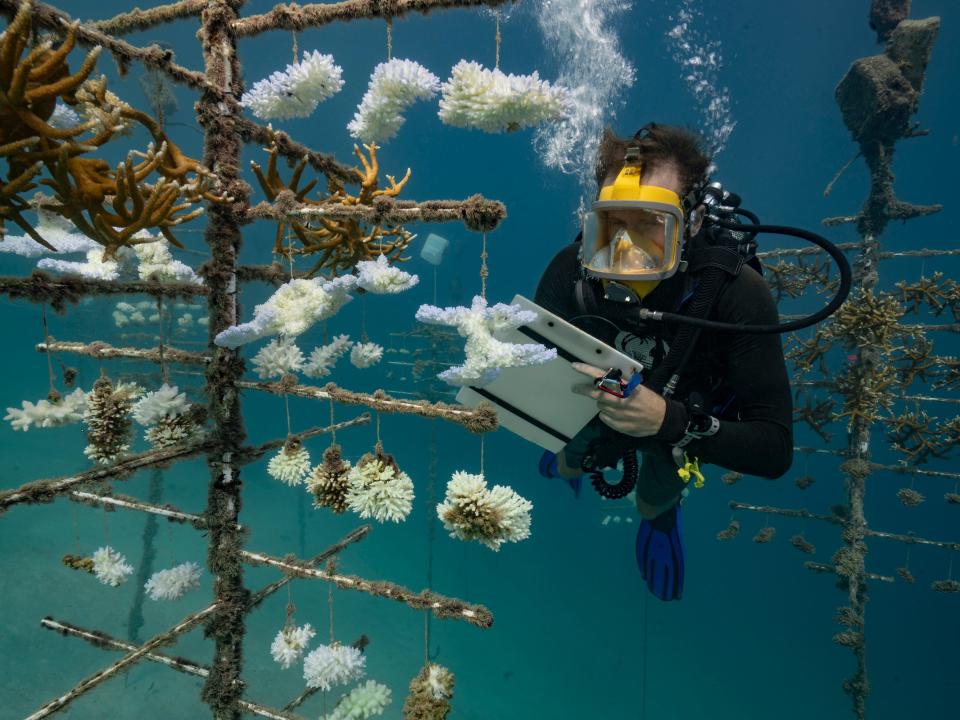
left=0, top=0, right=514, bottom=718
left=725, top=3, right=958, bottom=719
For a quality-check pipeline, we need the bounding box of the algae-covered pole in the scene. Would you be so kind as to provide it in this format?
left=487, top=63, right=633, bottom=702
left=196, top=2, right=250, bottom=718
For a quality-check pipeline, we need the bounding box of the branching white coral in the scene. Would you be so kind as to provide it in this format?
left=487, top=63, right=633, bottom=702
left=37, top=246, right=132, bottom=280
left=5, top=388, right=88, bottom=431
left=326, top=680, right=391, bottom=720
left=240, top=50, right=345, bottom=120
left=92, top=546, right=134, bottom=587
left=303, top=642, right=367, bottom=691
left=252, top=338, right=305, bottom=379
left=0, top=210, right=99, bottom=257
left=350, top=342, right=383, bottom=369
left=415, top=295, right=556, bottom=386
left=144, top=561, right=203, bottom=601
left=132, top=384, right=190, bottom=426
left=355, top=254, right=419, bottom=294
left=424, top=664, right=454, bottom=700
left=214, top=276, right=356, bottom=348
left=346, top=453, right=414, bottom=523
left=304, top=335, right=353, bottom=378
left=134, top=238, right=203, bottom=285
left=267, top=443, right=312, bottom=486
left=438, top=60, right=573, bottom=133
left=145, top=413, right=203, bottom=449
left=437, top=471, right=532, bottom=551
left=270, top=623, right=315, bottom=669
left=347, top=58, right=441, bottom=143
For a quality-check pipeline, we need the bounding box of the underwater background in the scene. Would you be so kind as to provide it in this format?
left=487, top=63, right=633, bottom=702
left=1, top=0, right=958, bottom=718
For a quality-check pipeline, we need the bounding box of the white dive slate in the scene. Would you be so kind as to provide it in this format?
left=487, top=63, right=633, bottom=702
left=456, top=295, right=642, bottom=452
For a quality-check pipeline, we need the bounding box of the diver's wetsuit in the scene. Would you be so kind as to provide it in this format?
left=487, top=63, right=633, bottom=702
left=534, top=237, right=793, bottom=505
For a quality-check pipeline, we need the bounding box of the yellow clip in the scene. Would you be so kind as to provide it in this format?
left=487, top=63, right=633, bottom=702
left=677, top=453, right=705, bottom=489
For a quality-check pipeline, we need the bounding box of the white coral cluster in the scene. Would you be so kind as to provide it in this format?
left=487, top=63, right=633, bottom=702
left=350, top=342, right=384, bottom=369
left=348, top=59, right=441, bottom=143
left=415, top=295, right=556, bottom=386
left=133, top=238, right=203, bottom=285
left=113, top=300, right=155, bottom=327
left=240, top=50, right=345, bottom=120
left=270, top=623, right=315, bottom=669
left=37, top=246, right=133, bottom=281
left=304, top=335, right=353, bottom=378
left=437, top=471, right=532, bottom=551
left=5, top=388, right=88, bottom=431
left=346, top=456, right=414, bottom=523
left=252, top=338, right=305, bottom=379
left=0, top=210, right=98, bottom=257
left=326, top=680, right=391, bottom=720
left=92, top=546, right=134, bottom=587
left=303, top=642, right=367, bottom=691
left=355, top=254, right=419, bottom=294
left=132, top=384, right=190, bottom=426
left=214, top=276, right=356, bottom=348
left=267, top=443, right=312, bottom=486
left=144, top=561, right=203, bottom=601
left=49, top=102, right=82, bottom=130
left=438, top=60, right=573, bottom=133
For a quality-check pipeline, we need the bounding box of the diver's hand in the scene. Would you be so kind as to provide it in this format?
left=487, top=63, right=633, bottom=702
left=571, top=362, right=666, bottom=438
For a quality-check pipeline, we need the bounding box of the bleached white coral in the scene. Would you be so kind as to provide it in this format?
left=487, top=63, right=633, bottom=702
left=346, top=454, right=414, bottom=523
left=145, top=414, right=203, bottom=449
left=425, top=664, right=454, bottom=700
left=347, top=59, right=441, bottom=143
left=134, top=238, right=203, bottom=285
left=438, top=60, right=573, bottom=133
left=0, top=210, right=99, bottom=257
left=5, top=388, right=88, bottom=431
left=270, top=623, right=316, bottom=669
left=415, top=295, right=556, bottom=386
left=144, top=561, right=203, bottom=601
left=37, top=247, right=131, bottom=280
left=49, top=102, right=81, bottom=129
left=267, top=443, right=312, bottom=486
left=350, top=342, right=383, bottom=369
left=214, top=276, right=356, bottom=348
left=303, top=642, right=367, bottom=691
left=240, top=50, right=345, bottom=120
left=437, top=471, right=532, bottom=551
left=355, top=254, right=419, bottom=294
left=326, top=680, right=391, bottom=720
left=252, top=338, right=305, bottom=379
left=132, top=384, right=190, bottom=426
left=303, top=335, right=353, bottom=378
left=92, top=546, right=134, bottom=587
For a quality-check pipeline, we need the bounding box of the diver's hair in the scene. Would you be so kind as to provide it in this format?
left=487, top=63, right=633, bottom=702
left=595, top=123, right=712, bottom=197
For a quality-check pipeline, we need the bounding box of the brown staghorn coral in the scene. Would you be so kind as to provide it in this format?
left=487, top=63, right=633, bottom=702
left=403, top=663, right=455, bottom=720
left=251, top=141, right=415, bottom=276
left=307, top=443, right=352, bottom=513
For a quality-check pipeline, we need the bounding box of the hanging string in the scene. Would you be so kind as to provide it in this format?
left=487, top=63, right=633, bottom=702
left=423, top=611, right=430, bottom=667
left=327, top=560, right=336, bottom=643
left=386, top=17, right=393, bottom=60
left=480, top=435, right=485, bottom=477
left=480, top=232, right=488, bottom=299
left=285, top=582, right=296, bottom=630
left=329, top=399, right=336, bottom=444
left=375, top=411, right=382, bottom=446
left=360, top=294, right=368, bottom=342
left=284, top=393, right=293, bottom=437
left=494, top=10, right=501, bottom=70
left=102, top=505, right=110, bottom=545
left=72, top=502, right=80, bottom=555
left=291, top=30, right=299, bottom=64
left=40, top=304, right=57, bottom=396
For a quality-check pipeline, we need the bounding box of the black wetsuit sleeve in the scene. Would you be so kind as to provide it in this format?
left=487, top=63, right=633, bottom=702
left=533, top=242, right=580, bottom=317
left=658, top=266, right=794, bottom=478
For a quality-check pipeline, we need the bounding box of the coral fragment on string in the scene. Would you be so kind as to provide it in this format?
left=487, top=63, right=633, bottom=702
left=346, top=444, right=414, bottom=523
left=356, top=254, right=419, bottom=294
left=144, top=561, right=202, bottom=600
left=267, top=440, right=312, bottom=486
left=350, top=342, right=384, bottom=369
left=307, top=443, right=353, bottom=513
left=303, top=642, right=366, bottom=691
left=241, top=50, right=344, bottom=120
left=92, top=546, right=134, bottom=587
left=304, top=335, right=353, bottom=378
left=270, top=622, right=315, bottom=669
left=348, top=59, right=441, bottom=143
left=403, top=663, right=455, bottom=719
left=5, top=387, right=87, bottom=431
left=437, top=471, right=532, bottom=551
left=252, top=338, right=306, bottom=379
left=326, top=679, right=391, bottom=720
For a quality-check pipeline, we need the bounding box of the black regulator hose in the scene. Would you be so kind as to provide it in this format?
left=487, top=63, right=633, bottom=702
left=639, top=220, right=852, bottom=334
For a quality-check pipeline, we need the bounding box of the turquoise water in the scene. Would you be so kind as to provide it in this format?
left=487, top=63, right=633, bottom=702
left=1, top=1, right=958, bottom=718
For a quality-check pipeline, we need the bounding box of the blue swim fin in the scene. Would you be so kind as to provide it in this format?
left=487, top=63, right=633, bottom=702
left=538, top=450, right=583, bottom=499
left=635, top=503, right=685, bottom=601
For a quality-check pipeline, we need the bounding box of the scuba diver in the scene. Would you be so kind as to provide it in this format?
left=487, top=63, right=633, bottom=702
left=535, top=122, right=851, bottom=602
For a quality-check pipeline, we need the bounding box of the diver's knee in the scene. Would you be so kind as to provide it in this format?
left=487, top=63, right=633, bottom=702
left=636, top=496, right=679, bottom=520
